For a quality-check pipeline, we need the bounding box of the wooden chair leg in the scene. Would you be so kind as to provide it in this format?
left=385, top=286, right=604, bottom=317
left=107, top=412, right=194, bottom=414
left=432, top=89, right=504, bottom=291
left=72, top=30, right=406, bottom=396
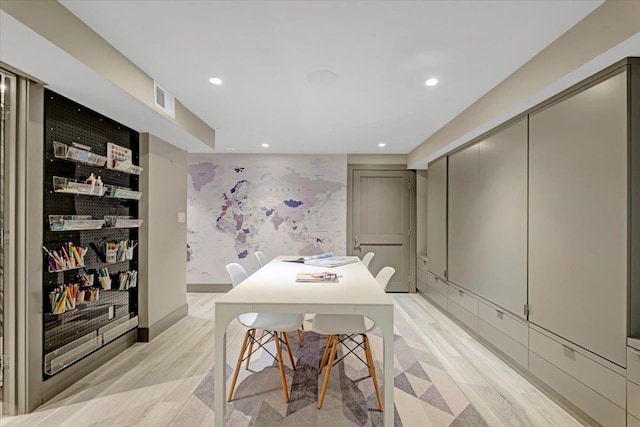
left=282, top=332, right=296, bottom=370
left=318, top=335, right=338, bottom=409
left=257, top=329, right=266, bottom=344
left=245, top=329, right=257, bottom=369
left=363, top=334, right=383, bottom=412
left=228, top=329, right=251, bottom=402
left=318, top=335, right=334, bottom=376
left=297, top=328, right=304, bottom=347
left=274, top=332, right=290, bottom=403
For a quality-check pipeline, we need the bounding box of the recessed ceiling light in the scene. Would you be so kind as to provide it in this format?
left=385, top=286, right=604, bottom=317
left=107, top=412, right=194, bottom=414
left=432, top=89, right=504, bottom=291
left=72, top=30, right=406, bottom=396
left=261, top=143, right=269, bottom=148
left=425, top=78, right=438, bottom=87
left=378, top=143, right=386, bottom=148
left=209, top=77, right=223, bottom=85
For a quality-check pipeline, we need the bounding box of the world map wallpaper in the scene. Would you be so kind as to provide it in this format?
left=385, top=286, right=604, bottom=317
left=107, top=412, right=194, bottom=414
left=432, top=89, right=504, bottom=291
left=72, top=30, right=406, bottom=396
left=187, top=154, right=347, bottom=283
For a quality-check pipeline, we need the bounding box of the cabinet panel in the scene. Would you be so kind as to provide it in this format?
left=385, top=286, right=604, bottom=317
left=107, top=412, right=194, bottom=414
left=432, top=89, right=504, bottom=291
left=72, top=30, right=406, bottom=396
left=417, top=256, right=429, bottom=274
left=447, top=299, right=478, bottom=332
left=629, top=380, right=640, bottom=419
left=530, top=329, right=626, bottom=407
left=479, top=301, right=528, bottom=347
left=416, top=278, right=428, bottom=294
left=478, top=319, right=528, bottom=369
left=477, top=119, right=527, bottom=317
left=427, top=273, right=448, bottom=297
left=426, top=285, right=447, bottom=310
left=629, top=345, right=640, bottom=385
left=427, top=158, right=447, bottom=279
left=448, top=285, right=478, bottom=315
left=529, top=71, right=628, bottom=366
left=448, top=144, right=479, bottom=292
left=529, top=352, right=626, bottom=427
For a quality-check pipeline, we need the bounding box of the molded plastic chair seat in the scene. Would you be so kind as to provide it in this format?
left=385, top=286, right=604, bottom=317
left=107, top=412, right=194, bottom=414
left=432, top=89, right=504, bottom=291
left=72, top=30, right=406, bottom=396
left=311, top=313, right=375, bottom=335
left=239, top=312, right=304, bottom=332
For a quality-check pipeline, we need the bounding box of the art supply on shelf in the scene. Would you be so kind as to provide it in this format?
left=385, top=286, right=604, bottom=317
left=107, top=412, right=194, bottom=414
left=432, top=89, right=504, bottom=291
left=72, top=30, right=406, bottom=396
left=85, top=288, right=99, bottom=302
left=106, top=142, right=143, bottom=175
left=104, top=216, right=143, bottom=228
left=53, top=141, right=107, bottom=167
left=118, top=270, right=138, bottom=290
left=48, top=215, right=104, bottom=231
left=43, top=243, right=88, bottom=272
left=105, top=240, right=137, bottom=263
left=79, top=274, right=94, bottom=287
left=53, top=176, right=107, bottom=196
left=104, top=185, right=143, bottom=200
left=97, top=267, right=111, bottom=290
left=49, top=283, right=81, bottom=314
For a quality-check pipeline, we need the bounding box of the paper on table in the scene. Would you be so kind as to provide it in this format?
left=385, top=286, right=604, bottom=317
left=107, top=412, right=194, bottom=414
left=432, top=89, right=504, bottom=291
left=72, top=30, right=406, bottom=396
left=303, top=257, right=358, bottom=268
left=284, top=252, right=333, bottom=263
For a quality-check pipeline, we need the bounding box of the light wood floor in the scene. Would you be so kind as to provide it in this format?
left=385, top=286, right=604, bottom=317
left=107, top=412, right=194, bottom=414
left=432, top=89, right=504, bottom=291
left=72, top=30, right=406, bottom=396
left=1, top=293, right=584, bottom=426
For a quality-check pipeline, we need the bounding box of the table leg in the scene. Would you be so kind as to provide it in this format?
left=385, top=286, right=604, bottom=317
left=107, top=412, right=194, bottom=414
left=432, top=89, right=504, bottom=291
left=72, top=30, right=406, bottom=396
left=214, top=307, right=233, bottom=426
left=382, top=314, right=394, bottom=427
left=371, top=307, right=394, bottom=427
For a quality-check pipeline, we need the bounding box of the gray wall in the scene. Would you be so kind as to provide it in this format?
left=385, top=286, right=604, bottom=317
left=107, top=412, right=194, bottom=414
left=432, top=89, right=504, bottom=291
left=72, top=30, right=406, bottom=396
left=139, top=133, right=188, bottom=339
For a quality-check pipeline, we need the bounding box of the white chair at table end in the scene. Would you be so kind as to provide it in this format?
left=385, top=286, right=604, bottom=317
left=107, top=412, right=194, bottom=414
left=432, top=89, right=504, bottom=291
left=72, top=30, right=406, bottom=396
left=254, top=251, right=268, bottom=268
left=311, top=266, right=395, bottom=411
left=361, top=252, right=375, bottom=269
left=225, top=263, right=304, bottom=404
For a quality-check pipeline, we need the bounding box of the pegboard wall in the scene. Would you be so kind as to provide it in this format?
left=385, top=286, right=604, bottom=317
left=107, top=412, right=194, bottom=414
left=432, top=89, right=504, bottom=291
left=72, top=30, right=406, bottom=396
left=43, top=89, right=140, bottom=378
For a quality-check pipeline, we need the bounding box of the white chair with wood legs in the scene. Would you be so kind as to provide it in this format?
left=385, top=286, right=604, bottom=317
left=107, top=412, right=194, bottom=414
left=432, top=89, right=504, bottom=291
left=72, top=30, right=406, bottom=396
left=252, top=252, right=305, bottom=346
left=225, top=263, right=305, bottom=403
left=255, top=251, right=268, bottom=268
left=361, top=252, right=375, bottom=270
left=311, top=266, right=395, bottom=411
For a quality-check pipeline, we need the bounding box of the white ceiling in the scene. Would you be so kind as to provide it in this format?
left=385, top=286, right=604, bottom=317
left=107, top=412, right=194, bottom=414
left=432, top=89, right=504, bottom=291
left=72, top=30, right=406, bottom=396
left=58, top=0, right=602, bottom=154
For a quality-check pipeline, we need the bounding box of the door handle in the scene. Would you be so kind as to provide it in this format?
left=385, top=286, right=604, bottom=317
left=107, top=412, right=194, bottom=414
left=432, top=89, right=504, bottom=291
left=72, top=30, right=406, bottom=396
left=353, top=236, right=361, bottom=251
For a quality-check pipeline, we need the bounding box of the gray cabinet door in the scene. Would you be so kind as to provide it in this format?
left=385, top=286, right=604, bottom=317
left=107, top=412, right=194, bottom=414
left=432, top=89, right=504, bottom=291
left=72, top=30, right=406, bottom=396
left=529, top=71, right=628, bottom=367
left=477, top=119, right=528, bottom=318
left=427, top=158, right=447, bottom=280
left=448, top=144, right=479, bottom=293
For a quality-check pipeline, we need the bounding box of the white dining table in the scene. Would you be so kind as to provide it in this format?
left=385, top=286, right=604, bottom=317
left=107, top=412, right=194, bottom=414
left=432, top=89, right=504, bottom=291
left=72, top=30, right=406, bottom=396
left=214, top=256, right=395, bottom=426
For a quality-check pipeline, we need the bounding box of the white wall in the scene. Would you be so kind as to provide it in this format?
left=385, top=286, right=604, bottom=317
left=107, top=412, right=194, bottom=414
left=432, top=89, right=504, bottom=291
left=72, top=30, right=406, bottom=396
left=139, top=133, right=188, bottom=329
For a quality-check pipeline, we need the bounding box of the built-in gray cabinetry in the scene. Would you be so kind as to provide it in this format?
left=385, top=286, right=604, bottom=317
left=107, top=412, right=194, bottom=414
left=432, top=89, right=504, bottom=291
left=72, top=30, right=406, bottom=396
left=420, top=58, right=640, bottom=425
left=447, top=119, right=527, bottom=317
left=426, top=157, right=447, bottom=280
left=529, top=70, right=628, bottom=367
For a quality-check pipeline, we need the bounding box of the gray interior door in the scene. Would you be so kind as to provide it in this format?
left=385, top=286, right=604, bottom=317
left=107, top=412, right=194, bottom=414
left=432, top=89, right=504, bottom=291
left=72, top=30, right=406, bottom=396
left=351, top=168, right=411, bottom=292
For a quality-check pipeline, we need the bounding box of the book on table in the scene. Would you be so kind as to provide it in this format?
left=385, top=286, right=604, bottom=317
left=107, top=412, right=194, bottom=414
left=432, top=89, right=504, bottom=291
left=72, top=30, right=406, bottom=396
left=296, top=272, right=339, bottom=283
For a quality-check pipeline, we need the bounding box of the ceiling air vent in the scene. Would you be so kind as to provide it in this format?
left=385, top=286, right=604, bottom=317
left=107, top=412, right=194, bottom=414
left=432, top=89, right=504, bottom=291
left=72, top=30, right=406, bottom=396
left=153, top=81, right=175, bottom=119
